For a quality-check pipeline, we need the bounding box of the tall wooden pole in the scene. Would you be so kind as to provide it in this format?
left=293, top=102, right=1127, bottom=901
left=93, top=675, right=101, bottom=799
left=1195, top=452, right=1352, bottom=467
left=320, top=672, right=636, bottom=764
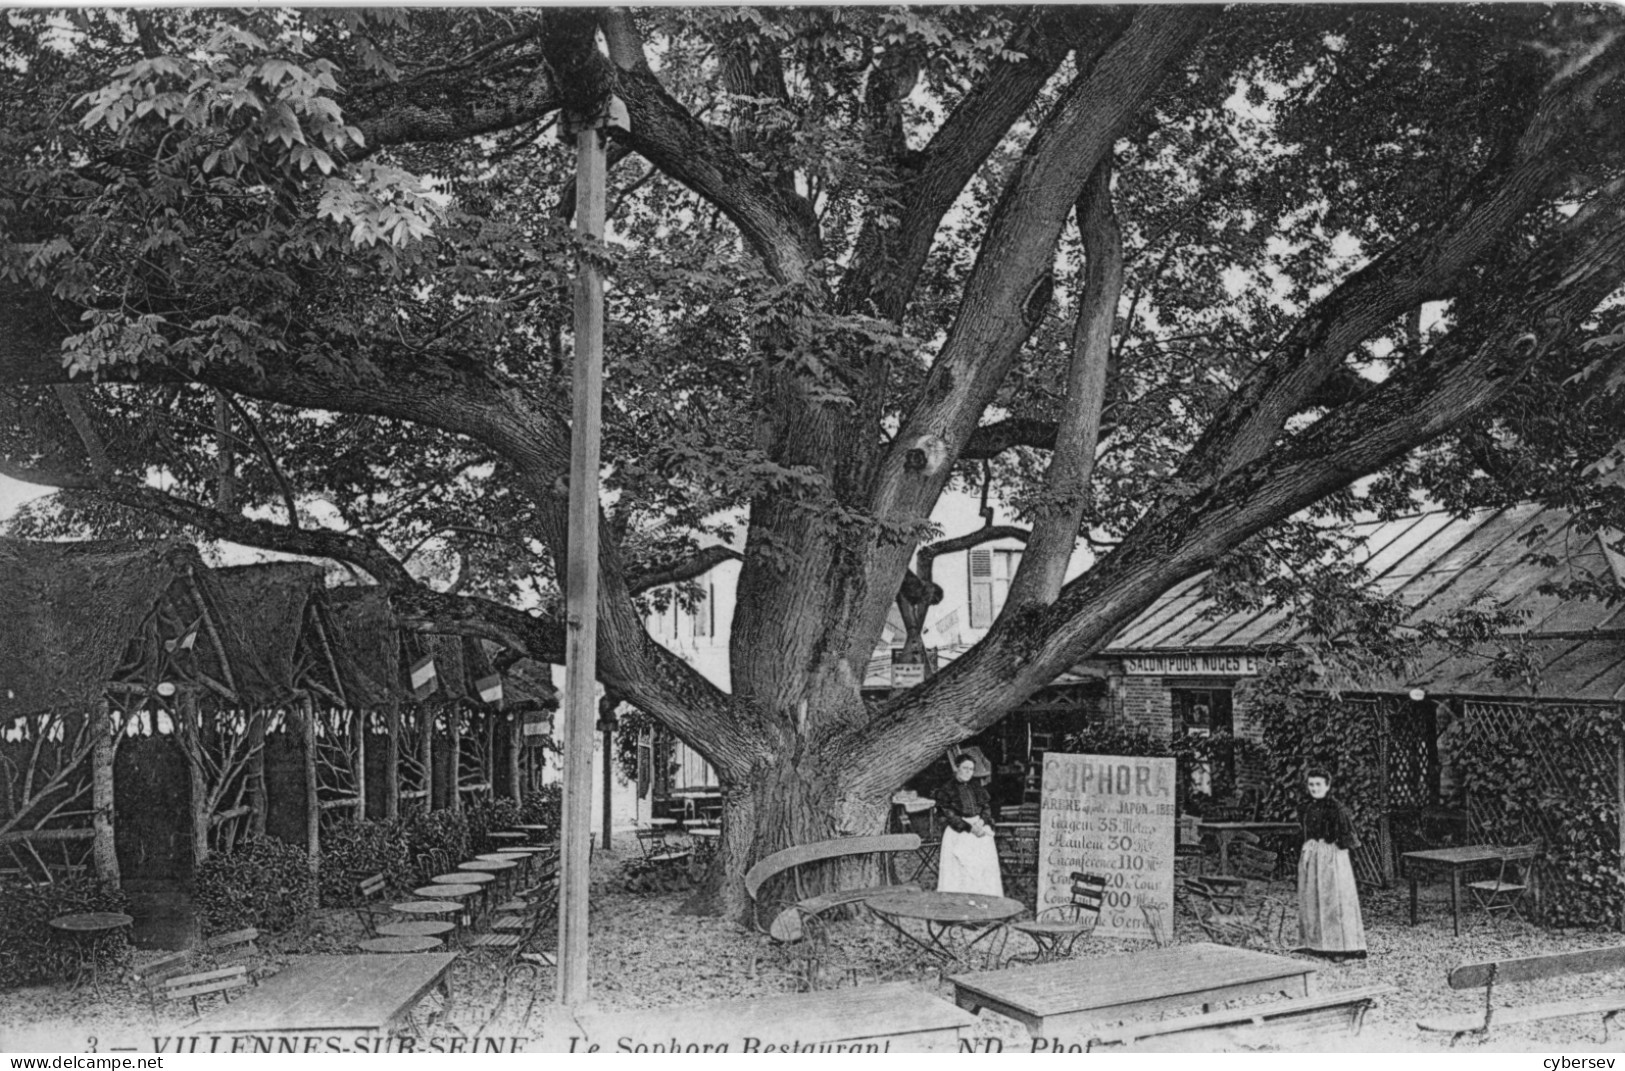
left=601, top=720, right=614, bottom=857
left=559, top=113, right=607, bottom=1008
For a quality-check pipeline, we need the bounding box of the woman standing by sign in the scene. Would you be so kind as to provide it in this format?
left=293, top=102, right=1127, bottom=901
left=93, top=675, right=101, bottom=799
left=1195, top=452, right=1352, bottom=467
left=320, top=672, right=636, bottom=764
left=1298, top=768, right=1367, bottom=960
left=935, top=755, right=1004, bottom=896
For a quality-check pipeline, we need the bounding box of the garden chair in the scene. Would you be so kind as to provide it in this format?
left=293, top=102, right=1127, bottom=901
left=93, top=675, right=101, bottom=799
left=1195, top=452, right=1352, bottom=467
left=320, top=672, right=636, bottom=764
left=204, top=927, right=264, bottom=982
left=354, top=873, right=395, bottom=938
left=1138, top=897, right=1174, bottom=947
left=160, top=964, right=251, bottom=1018
left=1183, top=876, right=1283, bottom=949
left=1174, top=814, right=1207, bottom=878
left=133, top=949, right=197, bottom=1022
left=1468, top=842, right=1540, bottom=932
left=1007, top=872, right=1106, bottom=965
left=1231, top=841, right=1279, bottom=885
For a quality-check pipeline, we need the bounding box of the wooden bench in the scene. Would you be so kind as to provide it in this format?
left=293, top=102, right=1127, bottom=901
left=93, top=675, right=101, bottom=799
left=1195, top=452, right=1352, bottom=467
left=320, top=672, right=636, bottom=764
left=568, top=981, right=976, bottom=1052
left=1418, top=946, right=1625, bottom=1045
left=745, top=833, right=921, bottom=943
left=1087, top=986, right=1395, bottom=1051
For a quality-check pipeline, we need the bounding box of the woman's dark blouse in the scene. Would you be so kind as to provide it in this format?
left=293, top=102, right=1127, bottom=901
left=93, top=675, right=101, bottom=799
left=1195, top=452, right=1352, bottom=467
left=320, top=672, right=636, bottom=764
left=933, top=780, right=996, bottom=833
left=1301, top=796, right=1360, bottom=850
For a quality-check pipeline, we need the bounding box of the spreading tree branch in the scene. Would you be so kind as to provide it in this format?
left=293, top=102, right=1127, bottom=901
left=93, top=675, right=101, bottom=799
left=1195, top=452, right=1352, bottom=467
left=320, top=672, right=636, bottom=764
left=1007, top=159, right=1124, bottom=609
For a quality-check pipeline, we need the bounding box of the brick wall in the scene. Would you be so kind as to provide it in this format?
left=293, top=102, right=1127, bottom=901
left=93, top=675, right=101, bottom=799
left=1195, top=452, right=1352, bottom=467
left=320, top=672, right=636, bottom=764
left=1110, top=675, right=1174, bottom=739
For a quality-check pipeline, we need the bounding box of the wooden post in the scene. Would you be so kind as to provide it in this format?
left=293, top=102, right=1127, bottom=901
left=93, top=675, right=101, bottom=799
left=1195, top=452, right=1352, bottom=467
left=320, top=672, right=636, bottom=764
left=559, top=110, right=608, bottom=1009
left=183, top=692, right=210, bottom=865
left=1376, top=702, right=1394, bottom=888
left=248, top=708, right=267, bottom=836
left=509, top=712, right=522, bottom=802
left=354, top=708, right=368, bottom=822
left=1616, top=736, right=1624, bottom=933
left=448, top=707, right=462, bottom=812
left=420, top=703, right=433, bottom=810
left=385, top=699, right=400, bottom=821
left=90, top=699, right=120, bottom=885
left=601, top=719, right=614, bottom=856
left=302, top=696, right=319, bottom=869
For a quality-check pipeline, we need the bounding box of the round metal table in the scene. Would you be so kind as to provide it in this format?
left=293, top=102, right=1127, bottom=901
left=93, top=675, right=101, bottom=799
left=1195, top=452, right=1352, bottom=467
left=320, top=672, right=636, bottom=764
left=48, top=912, right=132, bottom=996
left=416, top=884, right=480, bottom=900
left=391, top=900, right=461, bottom=921
left=434, top=871, right=494, bottom=885
left=864, top=890, right=1024, bottom=968
left=358, top=935, right=443, bottom=954
left=377, top=920, right=456, bottom=940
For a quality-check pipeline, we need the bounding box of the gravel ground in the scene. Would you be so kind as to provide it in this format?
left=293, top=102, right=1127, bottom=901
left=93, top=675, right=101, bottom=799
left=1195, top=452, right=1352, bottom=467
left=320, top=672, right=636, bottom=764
left=4, top=838, right=1625, bottom=1053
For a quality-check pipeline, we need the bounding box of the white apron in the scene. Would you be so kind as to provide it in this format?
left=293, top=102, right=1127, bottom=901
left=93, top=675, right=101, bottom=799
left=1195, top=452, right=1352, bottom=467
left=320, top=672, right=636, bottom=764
left=937, top=826, right=1004, bottom=897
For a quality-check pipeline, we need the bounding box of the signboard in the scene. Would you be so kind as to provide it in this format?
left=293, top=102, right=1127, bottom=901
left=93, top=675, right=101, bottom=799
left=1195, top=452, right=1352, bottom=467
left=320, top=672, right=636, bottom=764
left=1037, top=752, right=1175, bottom=940
left=1121, top=653, right=1260, bottom=677
left=890, top=654, right=925, bottom=688
left=521, top=712, right=553, bottom=745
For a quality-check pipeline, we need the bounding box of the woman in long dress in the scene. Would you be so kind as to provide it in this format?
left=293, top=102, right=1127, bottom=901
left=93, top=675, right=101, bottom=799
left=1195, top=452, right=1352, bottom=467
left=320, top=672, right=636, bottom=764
left=1297, top=768, right=1367, bottom=961
left=933, top=755, right=1004, bottom=896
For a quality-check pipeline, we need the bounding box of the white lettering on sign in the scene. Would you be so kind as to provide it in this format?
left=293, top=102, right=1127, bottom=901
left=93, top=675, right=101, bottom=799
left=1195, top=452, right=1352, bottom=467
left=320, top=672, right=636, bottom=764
left=1036, top=753, right=1175, bottom=941
left=1121, top=653, right=1259, bottom=676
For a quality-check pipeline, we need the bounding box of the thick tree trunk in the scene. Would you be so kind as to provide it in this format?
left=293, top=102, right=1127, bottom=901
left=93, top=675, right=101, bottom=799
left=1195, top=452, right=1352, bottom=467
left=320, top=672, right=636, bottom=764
left=700, top=743, right=893, bottom=923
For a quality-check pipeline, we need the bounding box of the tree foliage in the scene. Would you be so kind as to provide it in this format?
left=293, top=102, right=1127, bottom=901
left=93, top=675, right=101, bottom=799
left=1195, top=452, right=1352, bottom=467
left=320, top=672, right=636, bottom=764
left=5, top=6, right=1625, bottom=911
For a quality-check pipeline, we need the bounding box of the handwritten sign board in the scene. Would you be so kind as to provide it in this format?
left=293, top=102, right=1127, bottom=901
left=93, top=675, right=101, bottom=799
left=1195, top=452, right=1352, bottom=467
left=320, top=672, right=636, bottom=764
left=1037, top=752, right=1175, bottom=940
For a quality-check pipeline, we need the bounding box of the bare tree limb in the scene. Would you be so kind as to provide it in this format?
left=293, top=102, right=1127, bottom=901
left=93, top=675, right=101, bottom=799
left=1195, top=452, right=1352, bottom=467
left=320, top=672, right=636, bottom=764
left=630, top=545, right=742, bottom=595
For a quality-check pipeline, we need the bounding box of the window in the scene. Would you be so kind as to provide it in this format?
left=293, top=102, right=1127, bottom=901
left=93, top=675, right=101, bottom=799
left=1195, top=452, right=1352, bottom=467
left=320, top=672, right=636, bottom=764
left=969, top=548, right=1021, bottom=628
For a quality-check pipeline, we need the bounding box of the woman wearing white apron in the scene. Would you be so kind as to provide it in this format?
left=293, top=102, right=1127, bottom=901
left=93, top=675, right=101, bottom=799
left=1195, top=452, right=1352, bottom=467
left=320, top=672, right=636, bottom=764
left=1297, top=768, right=1367, bottom=961
left=933, top=755, right=1004, bottom=896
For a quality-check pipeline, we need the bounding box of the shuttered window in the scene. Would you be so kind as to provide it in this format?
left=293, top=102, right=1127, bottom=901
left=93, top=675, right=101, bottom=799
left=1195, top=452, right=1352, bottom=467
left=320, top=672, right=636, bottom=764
left=969, top=548, right=1021, bottom=628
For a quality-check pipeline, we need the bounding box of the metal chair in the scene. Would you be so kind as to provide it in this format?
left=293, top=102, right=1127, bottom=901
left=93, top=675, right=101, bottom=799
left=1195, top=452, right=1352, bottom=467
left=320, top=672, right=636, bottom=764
left=1182, top=876, right=1279, bottom=948
left=1008, top=872, right=1105, bottom=964
left=1468, top=842, right=1540, bottom=931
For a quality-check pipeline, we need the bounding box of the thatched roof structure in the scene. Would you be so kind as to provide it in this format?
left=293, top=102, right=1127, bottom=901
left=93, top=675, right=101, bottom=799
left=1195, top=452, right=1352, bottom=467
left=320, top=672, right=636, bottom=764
left=0, top=538, right=203, bottom=717
left=202, top=562, right=329, bottom=706
left=327, top=586, right=398, bottom=708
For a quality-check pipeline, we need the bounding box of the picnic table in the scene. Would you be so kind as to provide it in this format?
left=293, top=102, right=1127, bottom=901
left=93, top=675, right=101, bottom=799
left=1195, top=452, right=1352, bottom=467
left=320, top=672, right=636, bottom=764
left=1402, top=845, right=1515, bottom=936
left=1198, top=821, right=1300, bottom=875
left=564, top=981, right=977, bottom=1053
left=187, top=953, right=458, bottom=1036
left=865, top=890, right=1024, bottom=968
left=950, top=941, right=1317, bottom=1039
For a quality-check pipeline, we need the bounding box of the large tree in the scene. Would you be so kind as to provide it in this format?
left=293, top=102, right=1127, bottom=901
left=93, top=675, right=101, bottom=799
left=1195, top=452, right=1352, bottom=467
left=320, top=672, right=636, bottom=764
left=4, top=6, right=1625, bottom=914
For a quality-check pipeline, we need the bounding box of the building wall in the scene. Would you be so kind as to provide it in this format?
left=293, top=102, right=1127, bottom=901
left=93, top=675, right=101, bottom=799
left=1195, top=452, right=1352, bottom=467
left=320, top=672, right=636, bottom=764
left=1112, top=675, right=1174, bottom=736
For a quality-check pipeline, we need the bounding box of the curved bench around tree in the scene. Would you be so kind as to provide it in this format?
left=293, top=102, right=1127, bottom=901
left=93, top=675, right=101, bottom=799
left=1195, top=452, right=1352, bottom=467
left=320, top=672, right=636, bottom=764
left=744, top=833, right=923, bottom=945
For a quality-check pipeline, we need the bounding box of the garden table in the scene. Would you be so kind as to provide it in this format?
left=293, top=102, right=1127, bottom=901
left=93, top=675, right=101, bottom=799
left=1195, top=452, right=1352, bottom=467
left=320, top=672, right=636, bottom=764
left=1198, top=821, right=1301, bottom=875
left=433, top=871, right=493, bottom=885
left=950, top=942, right=1318, bottom=1039
left=489, top=831, right=528, bottom=842
left=1402, top=845, right=1514, bottom=936
left=377, top=920, right=456, bottom=940
left=865, top=890, right=1024, bottom=969
left=186, top=953, right=457, bottom=1036
left=48, top=912, right=132, bottom=996
left=391, top=901, right=461, bottom=932
left=358, top=936, right=442, bottom=954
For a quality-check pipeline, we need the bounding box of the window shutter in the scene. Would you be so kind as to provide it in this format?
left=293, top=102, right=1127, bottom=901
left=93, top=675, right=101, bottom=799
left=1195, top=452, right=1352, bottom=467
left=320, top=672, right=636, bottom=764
left=969, top=549, right=994, bottom=628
